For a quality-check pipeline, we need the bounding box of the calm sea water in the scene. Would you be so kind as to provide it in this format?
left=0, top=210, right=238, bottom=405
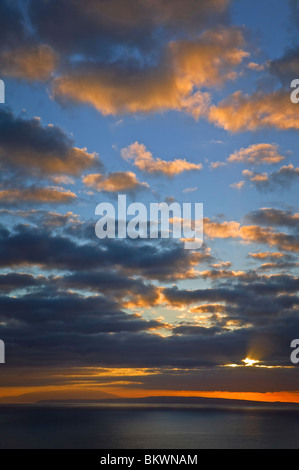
left=0, top=405, right=298, bottom=449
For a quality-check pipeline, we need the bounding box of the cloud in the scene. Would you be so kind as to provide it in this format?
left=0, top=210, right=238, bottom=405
left=199, top=269, right=246, bottom=280
left=0, top=215, right=298, bottom=391
left=0, top=224, right=212, bottom=281
left=83, top=172, right=149, bottom=192
left=0, top=1, right=26, bottom=48
left=246, top=209, right=299, bottom=229
left=212, top=261, right=232, bottom=269
left=247, top=62, right=266, bottom=72
left=28, top=0, right=231, bottom=55
left=228, top=144, right=286, bottom=165
left=52, top=28, right=247, bottom=117
left=0, top=45, right=57, bottom=81
left=230, top=181, right=245, bottom=190
left=204, top=219, right=241, bottom=239
left=269, top=0, right=299, bottom=89
left=249, top=252, right=288, bottom=261
left=210, top=161, right=227, bottom=169
left=0, top=109, right=98, bottom=177
left=269, top=50, right=299, bottom=86
left=0, top=273, right=47, bottom=293
left=239, top=225, right=299, bottom=252
left=121, top=142, right=202, bottom=176
left=0, top=187, right=77, bottom=205
left=209, top=90, right=299, bottom=132
left=242, top=164, right=299, bottom=191
left=242, top=170, right=269, bottom=186
left=183, top=187, right=198, bottom=194
left=2, top=275, right=298, bottom=374
left=0, top=2, right=56, bottom=82
left=204, top=212, right=299, bottom=253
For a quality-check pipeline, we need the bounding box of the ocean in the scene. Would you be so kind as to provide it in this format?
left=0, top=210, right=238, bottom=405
left=0, top=404, right=298, bottom=449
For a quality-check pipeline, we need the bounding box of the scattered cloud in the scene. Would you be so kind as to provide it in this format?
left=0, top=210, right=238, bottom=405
left=242, top=164, right=299, bottom=191
left=0, top=109, right=99, bottom=177
left=121, top=142, right=202, bottom=176
left=0, top=45, right=57, bottom=81
left=228, top=143, right=286, bottom=165
left=230, top=181, right=245, bottom=190
left=53, top=28, right=247, bottom=117
left=0, top=187, right=77, bottom=205
left=209, top=90, right=299, bottom=132
left=83, top=171, right=149, bottom=192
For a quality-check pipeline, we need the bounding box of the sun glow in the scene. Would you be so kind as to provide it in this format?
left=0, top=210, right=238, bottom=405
left=243, top=358, right=260, bottom=367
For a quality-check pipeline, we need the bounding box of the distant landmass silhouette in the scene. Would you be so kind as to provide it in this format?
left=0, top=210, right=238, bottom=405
left=0, top=390, right=118, bottom=404
left=35, top=396, right=298, bottom=407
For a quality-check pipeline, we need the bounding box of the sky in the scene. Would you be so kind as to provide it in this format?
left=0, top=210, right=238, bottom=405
left=0, top=0, right=299, bottom=404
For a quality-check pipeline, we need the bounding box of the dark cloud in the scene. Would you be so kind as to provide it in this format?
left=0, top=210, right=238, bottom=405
left=269, top=48, right=299, bottom=86
left=0, top=296, right=298, bottom=383
left=269, top=0, right=299, bottom=85
left=246, top=208, right=299, bottom=230
left=0, top=108, right=99, bottom=178
left=243, top=165, right=299, bottom=191
left=0, top=0, right=26, bottom=48
left=28, top=0, right=231, bottom=57
left=0, top=186, right=77, bottom=206
left=0, top=273, right=47, bottom=293
left=0, top=216, right=297, bottom=393
left=0, top=224, right=212, bottom=281
left=0, top=108, right=100, bottom=205
left=163, top=272, right=299, bottom=325
left=0, top=2, right=57, bottom=82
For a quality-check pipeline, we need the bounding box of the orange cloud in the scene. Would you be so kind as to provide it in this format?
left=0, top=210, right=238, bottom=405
left=209, top=90, right=299, bottom=132
left=249, top=252, right=286, bottom=260
left=242, top=165, right=299, bottom=190
left=239, top=225, right=299, bottom=252
left=210, top=161, right=227, bottom=169
left=0, top=187, right=77, bottom=204
left=199, top=270, right=246, bottom=280
left=230, top=181, right=245, bottom=190
left=243, top=170, right=269, bottom=183
left=189, top=304, right=226, bottom=314
left=0, top=110, right=98, bottom=177
left=53, top=28, right=247, bottom=117
left=204, top=218, right=241, bottom=239
left=121, top=142, right=202, bottom=176
left=4, top=145, right=98, bottom=177
left=204, top=217, right=299, bottom=252
left=0, top=45, right=57, bottom=81
left=83, top=172, right=149, bottom=192
left=228, top=143, right=285, bottom=165
left=247, top=62, right=266, bottom=72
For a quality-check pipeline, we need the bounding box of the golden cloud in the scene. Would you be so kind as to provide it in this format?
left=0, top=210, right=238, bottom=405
left=204, top=218, right=241, bottom=239
left=0, top=110, right=98, bottom=177
left=121, top=142, right=202, bottom=176
left=83, top=172, right=149, bottom=192
left=209, top=90, right=299, bottom=132
left=228, top=143, right=285, bottom=165
left=249, top=252, right=286, bottom=260
left=53, top=28, right=247, bottom=117
left=3, top=145, right=98, bottom=177
left=204, top=217, right=299, bottom=252
left=199, top=270, right=246, bottom=280
left=0, top=187, right=77, bottom=204
left=0, top=45, right=57, bottom=81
